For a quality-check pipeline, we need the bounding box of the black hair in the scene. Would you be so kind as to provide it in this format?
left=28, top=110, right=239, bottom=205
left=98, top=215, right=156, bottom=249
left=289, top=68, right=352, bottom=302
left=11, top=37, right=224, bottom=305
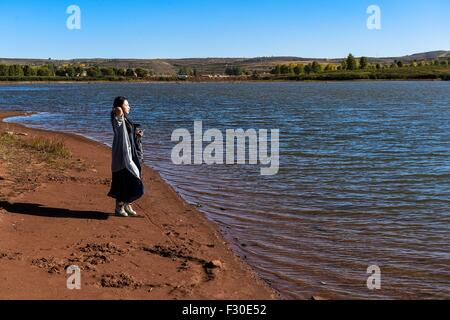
left=113, top=96, right=128, bottom=109
left=112, top=96, right=133, bottom=133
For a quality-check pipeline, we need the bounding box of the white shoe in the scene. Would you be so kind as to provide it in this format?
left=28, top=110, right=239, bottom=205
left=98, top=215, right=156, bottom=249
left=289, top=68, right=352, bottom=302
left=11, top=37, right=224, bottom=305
left=115, top=202, right=128, bottom=217
left=124, top=203, right=138, bottom=217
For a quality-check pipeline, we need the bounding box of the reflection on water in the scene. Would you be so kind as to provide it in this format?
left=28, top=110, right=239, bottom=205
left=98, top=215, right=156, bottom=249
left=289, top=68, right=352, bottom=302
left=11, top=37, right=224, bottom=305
left=2, top=82, right=450, bottom=299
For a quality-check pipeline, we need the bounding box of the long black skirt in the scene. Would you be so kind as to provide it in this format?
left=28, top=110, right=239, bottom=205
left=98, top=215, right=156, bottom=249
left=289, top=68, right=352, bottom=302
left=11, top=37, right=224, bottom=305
left=107, top=168, right=144, bottom=203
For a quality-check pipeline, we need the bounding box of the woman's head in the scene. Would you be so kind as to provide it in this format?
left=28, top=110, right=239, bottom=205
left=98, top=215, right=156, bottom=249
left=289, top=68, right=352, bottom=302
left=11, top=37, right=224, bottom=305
left=113, top=96, right=130, bottom=114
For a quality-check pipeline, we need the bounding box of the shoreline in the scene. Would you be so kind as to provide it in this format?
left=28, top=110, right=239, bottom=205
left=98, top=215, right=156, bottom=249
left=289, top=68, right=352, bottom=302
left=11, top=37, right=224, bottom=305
left=0, top=78, right=447, bottom=85
left=0, top=111, right=279, bottom=300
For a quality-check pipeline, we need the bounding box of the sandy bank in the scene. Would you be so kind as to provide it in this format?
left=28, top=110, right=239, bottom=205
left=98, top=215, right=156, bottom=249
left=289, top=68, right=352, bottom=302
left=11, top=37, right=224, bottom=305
left=0, top=111, right=278, bottom=300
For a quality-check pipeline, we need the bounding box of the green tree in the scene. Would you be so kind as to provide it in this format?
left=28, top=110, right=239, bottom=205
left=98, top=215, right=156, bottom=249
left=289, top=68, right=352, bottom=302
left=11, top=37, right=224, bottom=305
left=55, top=67, right=68, bottom=77
left=346, top=54, right=357, bottom=70
left=324, top=64, right=336, bottom=71
left=293, top=64, right=304, bottom=75
left=47, top=64, right=56, bottom=76
left=73, top=66, right=83, bottom=75
left=304, top=64, right=312, bottom=74
left=87, top=66, right=101, bottom=77
left=288, top=63, right=295, bottom=74
left=135, top=68, right=150, bottom=78
left=311, top=61, right=322, bottom=73
left=8, top=65, right=24, bottom=77
left=272, top=65, right=282, bottom=75
left=225, top=66, right=245, bottom=76
left=125, top=68, right=136, bottom=77
left=100, top=67, right=115, bottom=77
left=116, top=68, right=126, bottom=77
left=0, top=64, right=9, bottom=76
left=177, top=66, right=193, bottom=76
left=66, top=66, right=76, bottom=77
left=37, top=65, right=52, bottom=76
left=279, top=65, right=290, bottom=75
left=359, top=57, right=369, bottom=69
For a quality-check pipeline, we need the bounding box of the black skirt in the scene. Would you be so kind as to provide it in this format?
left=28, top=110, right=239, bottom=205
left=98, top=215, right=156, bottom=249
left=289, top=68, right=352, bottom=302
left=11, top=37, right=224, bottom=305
left=107, top=168, right=144, bottom=203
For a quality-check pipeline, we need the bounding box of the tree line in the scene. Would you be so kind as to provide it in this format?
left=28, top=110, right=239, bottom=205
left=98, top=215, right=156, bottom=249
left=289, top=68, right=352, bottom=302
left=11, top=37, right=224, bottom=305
left=1, top=54, right=449, bottom=81
left=0, top=64, right=154, bottom=79
left=271, top=54, right=450, bottom=75
left=271, top=61, right=328, bottom=75
left=340, top=54, right=449, bottom=70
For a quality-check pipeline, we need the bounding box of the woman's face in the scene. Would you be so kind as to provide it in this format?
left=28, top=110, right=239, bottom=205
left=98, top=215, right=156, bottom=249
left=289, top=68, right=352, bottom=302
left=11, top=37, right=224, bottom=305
left=122, top=100, right=130, bottom=114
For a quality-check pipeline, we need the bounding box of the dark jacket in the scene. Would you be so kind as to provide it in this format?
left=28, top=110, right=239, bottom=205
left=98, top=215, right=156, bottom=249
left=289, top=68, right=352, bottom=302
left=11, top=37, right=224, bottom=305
left=124, top=114, right=144, bottom=165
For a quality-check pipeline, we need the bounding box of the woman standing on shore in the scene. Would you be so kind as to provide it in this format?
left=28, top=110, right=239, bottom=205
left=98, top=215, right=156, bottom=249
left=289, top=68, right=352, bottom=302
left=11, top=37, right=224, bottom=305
left=107, top=96, right=144, bottom=217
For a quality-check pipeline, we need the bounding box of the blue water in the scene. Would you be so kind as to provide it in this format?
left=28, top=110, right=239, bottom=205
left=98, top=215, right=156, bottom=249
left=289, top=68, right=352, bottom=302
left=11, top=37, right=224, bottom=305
left=1, top=81, right=449, bottom=299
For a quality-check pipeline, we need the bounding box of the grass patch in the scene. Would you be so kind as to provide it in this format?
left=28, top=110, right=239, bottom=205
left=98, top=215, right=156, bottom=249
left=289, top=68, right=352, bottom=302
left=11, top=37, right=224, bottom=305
left=0, top=132, right=71, bottom=160
left=22, top=137, right=71, bottom=158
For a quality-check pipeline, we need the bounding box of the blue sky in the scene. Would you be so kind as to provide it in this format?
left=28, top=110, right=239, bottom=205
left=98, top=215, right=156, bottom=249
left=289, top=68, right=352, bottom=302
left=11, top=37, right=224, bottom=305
left=1, top=0, right=449, bottom=59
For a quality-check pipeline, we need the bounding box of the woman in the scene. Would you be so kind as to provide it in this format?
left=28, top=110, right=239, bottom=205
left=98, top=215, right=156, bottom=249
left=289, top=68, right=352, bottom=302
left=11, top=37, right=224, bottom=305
left=107, top=96, right=144, bottom=217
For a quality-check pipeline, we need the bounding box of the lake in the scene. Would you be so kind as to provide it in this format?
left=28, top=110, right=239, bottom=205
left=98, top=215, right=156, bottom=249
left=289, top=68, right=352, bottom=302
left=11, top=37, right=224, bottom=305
left=1, top=81, right=449, bottom=299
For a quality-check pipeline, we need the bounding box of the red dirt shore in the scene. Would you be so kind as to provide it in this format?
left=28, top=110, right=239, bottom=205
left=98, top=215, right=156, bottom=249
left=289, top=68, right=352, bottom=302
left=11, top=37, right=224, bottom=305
left=0, top=111, right=279, bottom=300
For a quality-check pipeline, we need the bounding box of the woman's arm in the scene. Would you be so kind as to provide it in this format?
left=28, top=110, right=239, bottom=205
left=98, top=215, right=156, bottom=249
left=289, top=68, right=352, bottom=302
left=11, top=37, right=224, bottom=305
left=113, top=107, right=123, bottom=117
left=112, top=108, right=125, bottom=130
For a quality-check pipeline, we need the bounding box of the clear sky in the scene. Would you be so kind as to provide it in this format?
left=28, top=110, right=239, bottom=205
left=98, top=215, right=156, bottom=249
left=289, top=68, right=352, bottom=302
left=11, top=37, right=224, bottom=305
left=1, top=0, right=449, bottom=59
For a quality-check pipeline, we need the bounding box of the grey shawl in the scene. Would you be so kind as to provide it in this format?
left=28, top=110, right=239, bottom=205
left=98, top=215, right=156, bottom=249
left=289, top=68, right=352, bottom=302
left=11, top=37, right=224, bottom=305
left=111, top=113, right=141, bottom=180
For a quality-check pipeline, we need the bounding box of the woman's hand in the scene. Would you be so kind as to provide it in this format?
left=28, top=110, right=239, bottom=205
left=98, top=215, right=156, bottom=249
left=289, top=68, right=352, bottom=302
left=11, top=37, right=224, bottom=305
left=113, top=107, right=123, bottom=117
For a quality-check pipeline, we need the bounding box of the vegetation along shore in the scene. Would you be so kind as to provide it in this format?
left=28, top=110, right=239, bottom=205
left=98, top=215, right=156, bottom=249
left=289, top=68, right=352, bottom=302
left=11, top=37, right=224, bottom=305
left=1, top=51, right=449, bottom=82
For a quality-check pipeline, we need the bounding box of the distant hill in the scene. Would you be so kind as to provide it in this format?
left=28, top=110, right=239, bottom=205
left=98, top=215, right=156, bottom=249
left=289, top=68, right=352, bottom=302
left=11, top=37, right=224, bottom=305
left=398, top=50, right=450, bottom=61
left=0, top=51, right=449, bottom=75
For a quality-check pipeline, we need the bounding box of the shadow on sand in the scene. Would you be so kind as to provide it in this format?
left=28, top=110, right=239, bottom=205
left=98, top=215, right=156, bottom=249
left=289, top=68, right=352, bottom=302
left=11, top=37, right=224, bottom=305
left=0, top=201, right=110, bottom=220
